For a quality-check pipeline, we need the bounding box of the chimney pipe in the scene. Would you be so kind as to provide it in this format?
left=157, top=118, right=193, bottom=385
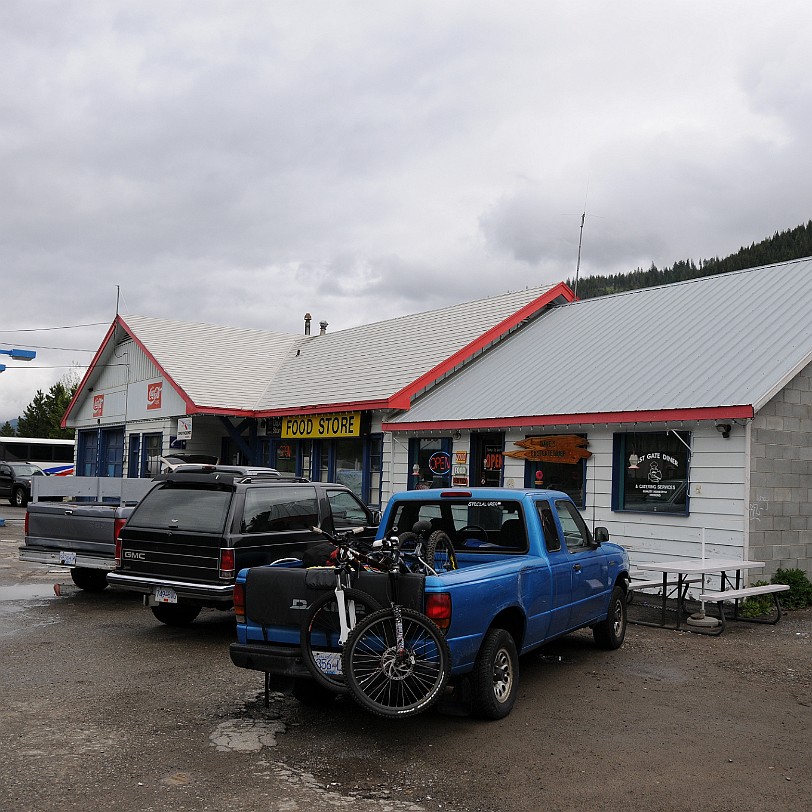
left=319, top=320, right=328, bottom=335
left=304, top=313, right=311, bottom=336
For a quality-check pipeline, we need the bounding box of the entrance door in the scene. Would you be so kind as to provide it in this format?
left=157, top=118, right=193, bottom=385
left=471, top=432, right=504, bottom=487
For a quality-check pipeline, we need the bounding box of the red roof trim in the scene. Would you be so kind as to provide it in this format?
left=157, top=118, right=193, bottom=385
left=61, top=321, right=119, bottom=428
left=255, top=399, right=391, bottom=418
left=116, top=316, right=197, bottom=413
left=386, top=283, right=575, bottom=409
left=382, top=405, right=755, bottom=432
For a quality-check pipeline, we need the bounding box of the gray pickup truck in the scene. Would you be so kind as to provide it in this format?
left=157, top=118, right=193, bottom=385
left=20, top=477, right=156, bottom=592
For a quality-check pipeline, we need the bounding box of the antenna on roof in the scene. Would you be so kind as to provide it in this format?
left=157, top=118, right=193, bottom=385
left=115, top=285, right=120, bottom=316
left=574, top=212, right=585, bottom=299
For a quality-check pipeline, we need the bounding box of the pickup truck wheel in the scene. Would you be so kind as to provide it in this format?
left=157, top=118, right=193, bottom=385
left=12, top=487, right=28, bottom=507
left=470, top=628, right=519, bottom=720
left=70, top=567, right=109, bottom=593
left=150, top=603, right=201, bottom=626
left=291, top=678, right=337, bottom=706
left=301, top=588, right=381, bottom=692
left=592, top=585, right=627, bottom=650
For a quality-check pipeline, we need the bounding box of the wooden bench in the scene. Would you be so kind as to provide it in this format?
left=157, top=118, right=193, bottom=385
left=699, top=583, right=790, bottom=626
left=628, top=573, right=702, bottom=605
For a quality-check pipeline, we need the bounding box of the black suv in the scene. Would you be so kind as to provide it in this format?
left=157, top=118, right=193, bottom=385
left=0, top=462, right=46, bottom=507
left=107, top=471, right=378, bottom=625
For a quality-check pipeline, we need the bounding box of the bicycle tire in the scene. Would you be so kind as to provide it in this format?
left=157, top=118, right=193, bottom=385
left=425, top=530, right=458, bottom=573
left=342, top=606, right=451, bottom=718
left=301, top=588, right=381, bottom=692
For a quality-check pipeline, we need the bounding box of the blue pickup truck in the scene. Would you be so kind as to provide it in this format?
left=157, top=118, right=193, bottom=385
left=229, top=487, right=631, bottom=719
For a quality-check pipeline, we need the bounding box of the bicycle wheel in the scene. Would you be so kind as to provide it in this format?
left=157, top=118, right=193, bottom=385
left=425, top=530, right=458, bottom=573
left=301, top=588, right=380, bottom=692
left=342, top=606, right=451, bottom=718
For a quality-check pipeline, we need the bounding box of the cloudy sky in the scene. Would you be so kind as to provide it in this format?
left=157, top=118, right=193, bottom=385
left=1, top=1, right=810, bottom=422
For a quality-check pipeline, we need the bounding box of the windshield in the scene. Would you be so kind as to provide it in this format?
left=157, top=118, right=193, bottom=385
left=10, top=463, right=44, bottom=476
left=128, top=485, right=232, bottom=532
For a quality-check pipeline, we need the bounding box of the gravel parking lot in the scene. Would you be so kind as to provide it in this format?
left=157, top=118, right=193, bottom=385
left=1, top=504, right=810, bottom=812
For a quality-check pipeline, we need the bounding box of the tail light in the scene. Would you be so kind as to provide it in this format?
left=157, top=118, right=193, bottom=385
left=219, top=548, right=235, bottom=579
left=24, top=511, right=29, bottom=536
left=114, top=537, right=122, bottom=568
left=233, top=582, right=245, bottom=624
left=114, top=517, right=127, bottom=540
left=425, top=592, right=452, bottom=632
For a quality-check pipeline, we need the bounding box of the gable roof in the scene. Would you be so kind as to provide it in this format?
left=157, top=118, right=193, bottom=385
left=384, top=257, right=812, bottom=431
left=63, top=283, right=574, bottom=424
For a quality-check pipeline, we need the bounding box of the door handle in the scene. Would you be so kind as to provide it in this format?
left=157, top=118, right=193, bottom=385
left=573, top=563, right=582, bottom=572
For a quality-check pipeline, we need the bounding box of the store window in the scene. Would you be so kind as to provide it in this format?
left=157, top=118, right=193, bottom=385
left=408, top=437, right=452, bottom=490
left=127, top=432, right=163, bottom=477
left=522, top=434, right=588, bottom=508
left=613, top=430, right=691, bottom=514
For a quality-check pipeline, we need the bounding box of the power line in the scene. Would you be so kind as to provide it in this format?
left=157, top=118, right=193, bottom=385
left=0, top=321, right=107, bottom=333
left=0, top=342, right=97, bottom=352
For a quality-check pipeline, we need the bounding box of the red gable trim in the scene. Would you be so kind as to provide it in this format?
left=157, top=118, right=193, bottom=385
left=385, top=282, right=575, bottom=410
left=116, top=316, right=197, bottom=413
left=61, top=315, right=198, bottom=428
left=382, top=405, right=755, bottom=432
left=61, top=320, right=119, bottom=428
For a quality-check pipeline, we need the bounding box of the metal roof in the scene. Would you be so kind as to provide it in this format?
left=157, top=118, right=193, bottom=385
left=386, top=258, right=812, bottom=428
left=76, top=284, right=570, bottom=416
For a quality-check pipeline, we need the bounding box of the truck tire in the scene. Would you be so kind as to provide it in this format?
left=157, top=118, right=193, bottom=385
left=70, top=567, right=109, bottom=593
left=150, top=603, right=201, bottom=626
left=470, top=627, right=519, bottom=720
left=592, top=585, right=627, bottom=650
left=12, top=487, right=28, bottom=507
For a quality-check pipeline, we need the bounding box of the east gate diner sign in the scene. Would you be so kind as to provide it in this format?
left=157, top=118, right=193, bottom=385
left=282, top=411, right=362, bottom=439
left=505, top=435, right=591, bottom=464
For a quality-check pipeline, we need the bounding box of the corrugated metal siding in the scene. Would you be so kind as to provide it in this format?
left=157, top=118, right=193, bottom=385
left=390, top=259, right=812, bottom=423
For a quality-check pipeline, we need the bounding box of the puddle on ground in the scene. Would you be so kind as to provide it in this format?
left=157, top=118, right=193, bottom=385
left=0, top=584, right=58, bottom=601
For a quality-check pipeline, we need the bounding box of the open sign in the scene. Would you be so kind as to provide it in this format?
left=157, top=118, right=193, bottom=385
left=428, top=451, right=451, bottom=475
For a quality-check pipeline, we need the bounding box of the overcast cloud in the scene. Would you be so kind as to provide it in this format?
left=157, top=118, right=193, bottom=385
left=1, top=1, right=810, bottom=421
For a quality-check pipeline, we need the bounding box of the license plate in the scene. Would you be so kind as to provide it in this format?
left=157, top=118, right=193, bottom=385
left=154, top=586, right=178, bottom=604
left=313, top=651, right=343, bottom=676
left=59, top=552, right=77, bottom=566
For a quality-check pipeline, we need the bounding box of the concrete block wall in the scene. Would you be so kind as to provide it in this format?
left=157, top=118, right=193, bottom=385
left=748, top=361, right=812, bottom=578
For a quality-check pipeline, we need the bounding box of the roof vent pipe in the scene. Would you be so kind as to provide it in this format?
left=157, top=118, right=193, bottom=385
left=304, top=313, right=311, bottom=336
left=319, top=320, right=328, bottom=335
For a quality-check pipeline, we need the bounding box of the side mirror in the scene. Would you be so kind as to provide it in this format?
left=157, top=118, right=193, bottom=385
left=593, top=526, right=610, bottom=545
left=370, top=510, right=382, bottom=526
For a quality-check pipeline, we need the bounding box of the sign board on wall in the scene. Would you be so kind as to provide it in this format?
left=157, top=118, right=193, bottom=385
left=177, top=417, right=192, bottom=441
left=282, top=412, right=362, bottom=439
left=504, top=435, right=591, bottom=464
left=92, top=394, right=105, bottom=418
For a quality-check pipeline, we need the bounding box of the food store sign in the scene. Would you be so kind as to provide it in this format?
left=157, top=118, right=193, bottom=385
left=282, top=411, right=362, bottom=439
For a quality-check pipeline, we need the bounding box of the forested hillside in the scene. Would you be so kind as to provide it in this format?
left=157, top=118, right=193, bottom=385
left=568, top=220, right=812, bottom=299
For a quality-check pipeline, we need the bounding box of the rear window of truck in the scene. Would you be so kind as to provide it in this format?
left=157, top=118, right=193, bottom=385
left=387, top=499, right=527, bottom=552
left=128, top=486, right=232, bottom=533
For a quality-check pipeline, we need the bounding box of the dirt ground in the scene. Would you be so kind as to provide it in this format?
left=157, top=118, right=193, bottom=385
left=1, top=506, right=810, bottom=812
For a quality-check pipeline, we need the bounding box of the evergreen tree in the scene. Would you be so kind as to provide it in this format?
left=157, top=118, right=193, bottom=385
left=15, top=372, right=78, bottom=439
left=0, top=421, right=15, bottom=437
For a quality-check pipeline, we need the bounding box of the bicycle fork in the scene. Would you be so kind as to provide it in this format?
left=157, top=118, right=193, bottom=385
left=335, top=584, right=358, bottom=645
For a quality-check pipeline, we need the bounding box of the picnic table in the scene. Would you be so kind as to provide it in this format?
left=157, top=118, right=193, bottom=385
left=629, top=558, right=789, bottom=635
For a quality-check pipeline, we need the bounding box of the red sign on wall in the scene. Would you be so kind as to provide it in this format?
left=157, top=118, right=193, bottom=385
left=92, top=394, right=105, bottom=418
left=146, top=381, right=163, bottom=411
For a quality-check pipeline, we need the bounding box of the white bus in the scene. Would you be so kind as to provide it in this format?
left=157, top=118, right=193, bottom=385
left=0, top=437, right=75, bottom=475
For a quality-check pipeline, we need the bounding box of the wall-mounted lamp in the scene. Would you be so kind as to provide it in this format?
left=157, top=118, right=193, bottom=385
left=715, top=422, right=732, bottom=439
left=453, top=430, right=462, bottom=440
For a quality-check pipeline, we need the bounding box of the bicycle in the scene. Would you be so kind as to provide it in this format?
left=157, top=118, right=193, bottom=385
left=299, top=527, right=383, bottom=692
left=300, top=525, right=452, bottom=718
left=396, top=519, right=458, bottom=575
